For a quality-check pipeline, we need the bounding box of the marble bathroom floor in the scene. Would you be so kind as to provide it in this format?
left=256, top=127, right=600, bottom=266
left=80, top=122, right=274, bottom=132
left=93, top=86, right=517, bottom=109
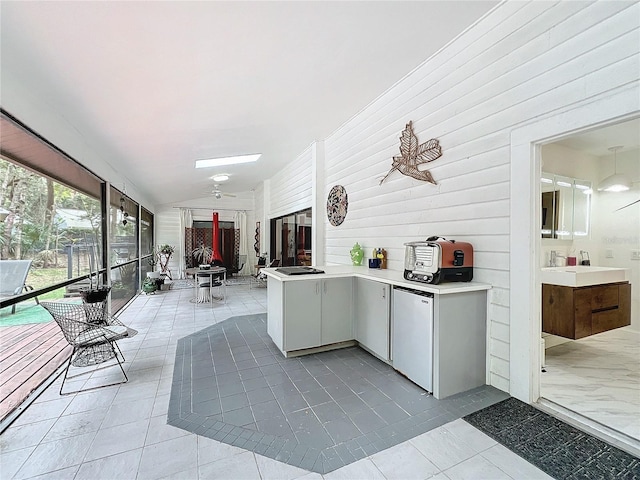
left=541, top=327, right=640, bottom=442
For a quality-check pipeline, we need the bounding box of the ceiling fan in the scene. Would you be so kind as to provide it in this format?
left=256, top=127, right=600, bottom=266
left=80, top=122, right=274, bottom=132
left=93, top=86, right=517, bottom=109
left=211, top=184, right=236, bottom=199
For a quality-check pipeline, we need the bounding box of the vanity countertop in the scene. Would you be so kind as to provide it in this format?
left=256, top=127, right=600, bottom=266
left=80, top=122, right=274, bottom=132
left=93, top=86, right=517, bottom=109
left=541, top=265, right=630, bottom=287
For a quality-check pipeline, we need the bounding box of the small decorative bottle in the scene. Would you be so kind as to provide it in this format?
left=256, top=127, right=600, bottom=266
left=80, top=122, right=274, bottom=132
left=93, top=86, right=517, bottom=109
left=350, top=243, right=364, bottom=266
left=377, top=248, right=387, bottom=269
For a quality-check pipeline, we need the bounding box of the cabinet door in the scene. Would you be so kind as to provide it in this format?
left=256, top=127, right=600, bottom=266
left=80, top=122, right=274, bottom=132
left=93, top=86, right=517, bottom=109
left=355, top=278, right=390, bottom=360
left=574, top=288, right=593, bottom=339
left=321, top=277, right=354, bottom=345
left=284, top=280, right=321, bottom=351
left=267, top=277, right=284, bottom=350
left=592, top=283, right=631, bottom=334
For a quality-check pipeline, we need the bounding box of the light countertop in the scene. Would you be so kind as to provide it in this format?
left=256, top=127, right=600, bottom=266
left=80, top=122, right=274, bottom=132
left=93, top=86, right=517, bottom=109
left=261, top=264, right=491, bottom=295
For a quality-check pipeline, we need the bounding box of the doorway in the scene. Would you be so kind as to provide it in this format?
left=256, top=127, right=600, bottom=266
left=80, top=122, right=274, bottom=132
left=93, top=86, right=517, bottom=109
left=538, top=120, right=639, bottom=444
left=509, top=91, right=639, bottom=454
left=270, top=208, right=312, bottom=267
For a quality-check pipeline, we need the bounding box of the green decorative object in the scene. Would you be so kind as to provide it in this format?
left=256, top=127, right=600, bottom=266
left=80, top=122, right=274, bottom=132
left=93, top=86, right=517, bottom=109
left=142, top=277, right=157, bottom=294
left=350, top=243, right=364, bottom=266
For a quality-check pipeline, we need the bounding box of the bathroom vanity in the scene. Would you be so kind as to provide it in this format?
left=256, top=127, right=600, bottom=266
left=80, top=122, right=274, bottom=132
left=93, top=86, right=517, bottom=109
left=541, top=266, right=631, bottom=339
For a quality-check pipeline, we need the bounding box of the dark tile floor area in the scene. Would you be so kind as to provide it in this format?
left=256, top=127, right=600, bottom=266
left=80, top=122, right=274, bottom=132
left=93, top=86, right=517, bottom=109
left=465, top=397, right=640, bottom=480
left=168, top=313, right=508, bottom=474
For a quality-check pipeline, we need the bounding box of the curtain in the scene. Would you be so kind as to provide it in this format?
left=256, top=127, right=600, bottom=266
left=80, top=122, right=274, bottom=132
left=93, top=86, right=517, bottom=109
left=179, top=208, right=193, bottom=278
left=234, top=210, right=250, bottom=275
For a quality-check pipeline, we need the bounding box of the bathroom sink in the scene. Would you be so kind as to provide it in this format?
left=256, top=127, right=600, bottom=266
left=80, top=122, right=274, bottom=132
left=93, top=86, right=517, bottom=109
left=541, top=265, right=630, bottom=287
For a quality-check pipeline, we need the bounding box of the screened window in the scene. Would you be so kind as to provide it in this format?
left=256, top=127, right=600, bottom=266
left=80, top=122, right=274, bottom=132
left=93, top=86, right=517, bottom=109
left=140, top=207, right=154, bottom=278
left=109, top=186, right=139, bottom=312
left=0, top=156, right=103, bottom=303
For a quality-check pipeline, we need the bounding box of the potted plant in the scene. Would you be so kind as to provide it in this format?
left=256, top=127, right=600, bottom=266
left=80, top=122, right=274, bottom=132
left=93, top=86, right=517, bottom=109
left=79, top=272, right=111, bottom=304
left=156, top=244, right=175, bottom=277
left=79, top=233, right=111, bottom=304
left=142, top=276, right=157, bottom=294
left=147, top=254, right=161, bottom=279
left=192, top=244, right=212, bottom=266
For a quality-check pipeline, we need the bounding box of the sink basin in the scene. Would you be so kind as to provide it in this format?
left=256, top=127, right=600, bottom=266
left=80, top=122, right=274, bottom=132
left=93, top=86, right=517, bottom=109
left=541, top=265, right=629, bottom=287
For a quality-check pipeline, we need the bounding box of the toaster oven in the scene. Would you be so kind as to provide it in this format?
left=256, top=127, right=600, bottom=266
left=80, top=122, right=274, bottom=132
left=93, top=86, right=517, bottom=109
left=404, top=238, right=473, bottom=284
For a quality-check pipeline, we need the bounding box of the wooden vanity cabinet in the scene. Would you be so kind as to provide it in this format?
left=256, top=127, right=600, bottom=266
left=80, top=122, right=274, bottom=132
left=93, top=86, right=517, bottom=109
left=542, top=282, right=631, bottom=339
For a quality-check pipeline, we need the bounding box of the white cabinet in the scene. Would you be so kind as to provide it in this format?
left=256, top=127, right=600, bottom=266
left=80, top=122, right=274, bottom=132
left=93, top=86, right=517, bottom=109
left=267, top=268, right=489, bottom=399
left=355, top=278, right=390, bottom=361
left=320, top=277, right=354, bottom=345
left=283, top=280, right=321, bottom=351
left=270, top=277, right=353, bottom=353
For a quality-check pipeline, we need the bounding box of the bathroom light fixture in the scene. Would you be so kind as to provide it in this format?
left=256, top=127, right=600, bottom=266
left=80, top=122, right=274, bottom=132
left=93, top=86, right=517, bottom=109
left=575, top=183, right=593, bottom=195
left=195, top=154, right=261, bottom=169
left=598, top=146, right=631, bottom=192
left=212, top=174, right=230, bottom=182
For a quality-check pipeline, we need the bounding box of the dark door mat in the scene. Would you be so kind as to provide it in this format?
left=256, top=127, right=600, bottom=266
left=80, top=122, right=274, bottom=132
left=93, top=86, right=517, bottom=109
left=464, top=397, right=640, bottom=479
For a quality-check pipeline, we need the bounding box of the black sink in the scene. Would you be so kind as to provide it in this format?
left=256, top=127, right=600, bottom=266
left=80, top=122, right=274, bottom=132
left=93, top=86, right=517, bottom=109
left=275, top=266, right=325, bottom=275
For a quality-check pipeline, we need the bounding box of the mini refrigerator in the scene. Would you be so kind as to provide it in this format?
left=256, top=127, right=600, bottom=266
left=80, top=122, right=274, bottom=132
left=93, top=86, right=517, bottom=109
left=391, top=287, right=434, bottom=392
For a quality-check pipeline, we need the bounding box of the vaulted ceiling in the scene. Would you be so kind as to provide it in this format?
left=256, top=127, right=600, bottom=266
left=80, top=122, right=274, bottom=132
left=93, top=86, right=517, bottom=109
left=1, top=1, right=499, bottom=206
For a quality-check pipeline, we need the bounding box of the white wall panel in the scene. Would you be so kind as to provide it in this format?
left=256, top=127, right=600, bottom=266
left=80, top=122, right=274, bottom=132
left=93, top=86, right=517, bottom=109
left=154, top=207, right=181, bottom=276
left=255, top=1, right=639, bottom=396
left=490, top=338, right=510, bottom=362
left=269, top=145, right=313, bottom=219
left=320, top=1, right=640, bottom=395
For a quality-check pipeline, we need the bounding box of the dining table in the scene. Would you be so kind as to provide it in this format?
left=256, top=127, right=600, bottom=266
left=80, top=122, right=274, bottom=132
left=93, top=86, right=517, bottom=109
left=193, top=266, right=226, bottom=304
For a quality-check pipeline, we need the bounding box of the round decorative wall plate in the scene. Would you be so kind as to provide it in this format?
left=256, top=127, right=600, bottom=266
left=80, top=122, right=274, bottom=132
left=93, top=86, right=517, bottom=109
left=327, top=185, right=348, bottom=226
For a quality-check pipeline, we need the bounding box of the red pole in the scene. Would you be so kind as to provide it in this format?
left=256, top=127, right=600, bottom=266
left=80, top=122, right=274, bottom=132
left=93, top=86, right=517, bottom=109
left=211, top=212, right=223, bottom=263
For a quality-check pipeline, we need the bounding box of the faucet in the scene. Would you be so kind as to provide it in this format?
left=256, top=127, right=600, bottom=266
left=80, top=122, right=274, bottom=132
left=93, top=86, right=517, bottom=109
left=580, top=250, right=590, bottom=266
left=550, top=250, right=566, bottom=267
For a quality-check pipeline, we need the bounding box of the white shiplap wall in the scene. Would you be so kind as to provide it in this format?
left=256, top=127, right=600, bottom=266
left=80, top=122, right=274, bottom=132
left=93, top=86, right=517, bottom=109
left=154, top=207, right=182, bottom=276
left=268, top=145, right=314, bottom=219
left=321, top=1, right=639, bottom=393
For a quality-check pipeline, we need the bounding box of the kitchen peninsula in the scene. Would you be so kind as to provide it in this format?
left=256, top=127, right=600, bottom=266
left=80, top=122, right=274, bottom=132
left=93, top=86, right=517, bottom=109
left=262, top=265, right=491, bottom=399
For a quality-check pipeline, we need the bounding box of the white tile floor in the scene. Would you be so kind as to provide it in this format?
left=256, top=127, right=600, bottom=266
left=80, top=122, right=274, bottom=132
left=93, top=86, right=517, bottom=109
left=0, top=283, right=551, bottom=480
left=541, top=326, right=640, bottom=442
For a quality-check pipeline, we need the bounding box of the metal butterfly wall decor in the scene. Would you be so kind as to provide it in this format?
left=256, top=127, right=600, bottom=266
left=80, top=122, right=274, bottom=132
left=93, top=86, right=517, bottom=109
left=380, top=121, right=442, bottom=185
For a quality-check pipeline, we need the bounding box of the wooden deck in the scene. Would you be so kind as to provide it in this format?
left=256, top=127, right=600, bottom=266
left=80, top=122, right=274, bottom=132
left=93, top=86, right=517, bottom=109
left=0, top=322, right=71, bottom=422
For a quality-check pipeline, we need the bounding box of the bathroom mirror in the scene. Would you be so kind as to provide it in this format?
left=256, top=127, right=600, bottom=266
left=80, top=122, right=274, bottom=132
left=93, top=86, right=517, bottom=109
left=572, top=179, right=592, bottom=238
left=541, top=172, right=592, bottom=239
left=541, top=173, right=557, bottom=238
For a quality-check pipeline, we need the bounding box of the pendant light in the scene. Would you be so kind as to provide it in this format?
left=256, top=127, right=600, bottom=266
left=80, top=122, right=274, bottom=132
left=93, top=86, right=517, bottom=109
left=598, top=146, right=631, bottom=192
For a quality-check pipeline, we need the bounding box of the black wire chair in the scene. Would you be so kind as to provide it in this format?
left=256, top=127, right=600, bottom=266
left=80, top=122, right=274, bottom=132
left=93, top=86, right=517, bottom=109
left=40, top=301, right=138, bottom=395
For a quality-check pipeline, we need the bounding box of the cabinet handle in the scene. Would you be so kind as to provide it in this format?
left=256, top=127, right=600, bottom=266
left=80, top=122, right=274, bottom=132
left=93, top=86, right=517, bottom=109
left=382, top=287, right=386, bottom=299
left=316, top=282, right=320, bottom=295
left=324, top=282, right=327, bottom=294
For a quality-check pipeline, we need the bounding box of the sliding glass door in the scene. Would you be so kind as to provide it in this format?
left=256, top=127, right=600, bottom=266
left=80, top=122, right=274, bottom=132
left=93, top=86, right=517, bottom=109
left=270, top=208, right=312, bottom=266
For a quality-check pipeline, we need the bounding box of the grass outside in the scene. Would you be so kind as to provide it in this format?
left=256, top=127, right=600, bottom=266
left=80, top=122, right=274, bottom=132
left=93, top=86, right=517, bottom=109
left=27, top=267, right=69, bottom=291
left=2, top=265, right=139, bottom=326
left=1, top=268, right=70, bottom=327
